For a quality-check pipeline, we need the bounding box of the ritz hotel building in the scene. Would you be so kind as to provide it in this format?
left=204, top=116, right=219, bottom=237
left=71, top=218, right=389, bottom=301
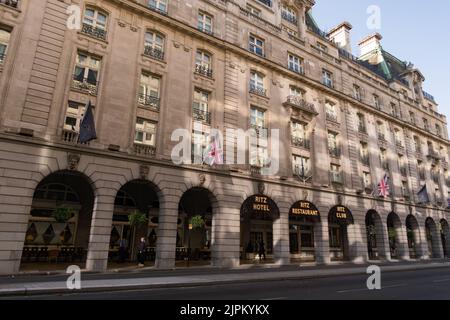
left=0, top=0, right=449, bottom=274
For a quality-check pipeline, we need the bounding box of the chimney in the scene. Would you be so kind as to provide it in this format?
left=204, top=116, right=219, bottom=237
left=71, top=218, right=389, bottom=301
left=358, top=33, right=382, bottom=57
left=328, top=22, right=352, bottom=53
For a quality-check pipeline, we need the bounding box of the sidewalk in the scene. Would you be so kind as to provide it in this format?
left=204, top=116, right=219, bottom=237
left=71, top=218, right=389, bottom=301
left=1, top=260, right=449, bottom=297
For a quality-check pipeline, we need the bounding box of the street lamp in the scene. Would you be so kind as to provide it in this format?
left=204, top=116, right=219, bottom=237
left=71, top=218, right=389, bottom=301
left=187, top=223, right=193, bottom=267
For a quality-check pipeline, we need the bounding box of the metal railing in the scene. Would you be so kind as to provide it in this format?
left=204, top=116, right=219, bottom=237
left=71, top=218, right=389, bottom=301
left=81, top=23, right=107, bottom=41
left=285, top=96, right=317, bottom=114
left=288, top=64, right=304, bottom=75
left=281, top=11, right=298, bottom=25
left=358, top=125, right=367, bottom=134
left=144, top=46, right=165, bottom=60
left=0, top=0, right=18, bottom=8
left=330, top=172, right=343, bottom=184
left=291, top=137, right=310, bottom=149
left=195, top=64, right=213, bottom=78
left=192, top=107, right=211, bottom=124
left=378, top=132, right=386, bottom=141
left=249, top=84, right=267, bottom=97
left=133, top=143, right=156, bottom=157
left=0, top=52, right=5, bottom=63
left=293, top=165, right=311, bottom=180
left=326, top=112, right=338, bottom=122
left=138, top=93, right=160, bottom=110
left=361, top=155, right=370, bottom=166
left=148, top=3, right=168, bottom=15
left=328, top=147, right=341, bottom=158
left=71, top=76, right=98, bottom=95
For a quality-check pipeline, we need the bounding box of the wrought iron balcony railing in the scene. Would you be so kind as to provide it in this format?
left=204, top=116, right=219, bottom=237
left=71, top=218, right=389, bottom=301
left=193, top=107, right=211, bottom=124
left=293, top=165, right=312, bottom=180
left=138, top=93, right=160, bottom=110
left=358, top=125, right=367, bottom=134
left=291, top=136, right=310, bottom=149
left=81, top=23, right=107, bottom=41
left=133, top=143, right=156, bottom=157
left=330, top=172, right=343, bottom=184
left=144, top=46, right=165, bottom=60
left=285, top=96, right=317, bottom=114
left=0, top=52, right=5, bottom=63
left=361, top=155, right=370, bottom=166
left=148, top=2, right=168, bottom=15
left=378, top=132, right=386, bottom=141
left=329, top=147, right=341, bottom=158
left=326, top=112, right=338, bottom=123
left=0, top=0, right=18, bottom=8
left=249, top=84, right=267, bottom=97
left=71, top=76, right=98, bottom=95
left=198, top=26, right=213, bottom=35
left=281, top=11, right=298, bottom=25
left=288, top=64, right=304, bottom=75
left=195, top=64, right=213, bottom=78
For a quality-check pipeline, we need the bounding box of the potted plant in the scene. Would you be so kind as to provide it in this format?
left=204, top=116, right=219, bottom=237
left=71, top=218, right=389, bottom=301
left=52, top=206, right=74, bottom=223
left=189, top=215, right=205, bottom=229
left=128, top=210, right=148, bottom=227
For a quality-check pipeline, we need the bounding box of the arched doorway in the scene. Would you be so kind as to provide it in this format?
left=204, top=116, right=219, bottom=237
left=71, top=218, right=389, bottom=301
left=425, top=217, right=440, bottom=258
left=240, top=195, right=280, bottom=264
left=440, top=219, right=450, bottom=258
left=328, top=205, right=354, bottom=261
left=177, top=188, right=216, bottom=267
left=289, top=201, right=320, bottom=262
left=365, top=210, right=384, bottom=260
left=387, top=212, right=402, bottom=259
left=21, top=170, right=94, bottom=271
left=406, top=215, right=420, bottom=259
left=110, top=180, right=160, bottom=266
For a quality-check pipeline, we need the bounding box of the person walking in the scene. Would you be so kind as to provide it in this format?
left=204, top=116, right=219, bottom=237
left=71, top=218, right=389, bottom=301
left=258, top=239, right=266, bottom=261
left=137, top=237, right=146, bottom=267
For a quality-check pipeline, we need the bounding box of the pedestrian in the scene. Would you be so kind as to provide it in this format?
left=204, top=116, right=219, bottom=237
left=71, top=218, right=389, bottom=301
left=258, top=239, right=266, bottom=261
left=118, top=237, right=128, bottom=263
left=137, top=237, right=146, bottom=267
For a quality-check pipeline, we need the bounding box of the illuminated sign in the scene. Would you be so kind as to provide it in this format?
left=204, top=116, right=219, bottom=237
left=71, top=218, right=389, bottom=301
left=290, top=201, right=320, bottom=217
left=329, top=205, right=354, bottom=225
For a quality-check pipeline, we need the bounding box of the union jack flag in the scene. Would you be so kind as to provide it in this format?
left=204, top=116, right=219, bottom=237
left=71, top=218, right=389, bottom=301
left=377, top=174, right=390, bottom=198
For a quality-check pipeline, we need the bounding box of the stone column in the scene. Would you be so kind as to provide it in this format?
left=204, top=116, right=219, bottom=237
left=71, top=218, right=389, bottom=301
left=211, top=201, right=240, bottom=268
left=155, top=192, right=179, bottom=269
left=416, top=221, right=429, bottom=260
left=314, top=220, right=330, bottom=264
left=396, top=224, right=410, bottom=260
left=273, top=208, right=290, bottom=266
left=86, top=189, right=115, bottom=272
left=347, top=214, right=368, bottom=263
left=376, top=219, right=391, bottom=260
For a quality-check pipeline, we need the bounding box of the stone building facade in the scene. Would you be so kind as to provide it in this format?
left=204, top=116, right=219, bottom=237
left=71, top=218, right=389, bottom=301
left=0, top=0, right=449, bottom=274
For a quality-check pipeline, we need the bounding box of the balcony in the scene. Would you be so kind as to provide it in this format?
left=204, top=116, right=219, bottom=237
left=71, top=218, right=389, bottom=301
left=288, top=64, right=304, bottom=75
left=329, top=147, right=341, bottom=158
left=284, top=96, right=318, bottom=115
left=361, top=155, right=370, bottom=167
left=326, top=112, right=338, bottom=123
left=61, top=130, right=89, bottom=146
left=138, top=93, right=160, bottom=111
left=0, top=0, right=18, bottom=8
left=293, top=165, right=312, bottom=181
left=144, top=46, right=165, bottom=61
left=133, top=143, right=156, bottom=157
left=0, top=52, right=5, bottom=63
left=192, top=107, right=211, bottom=124
left=291, top=136, right=310, bottom=150
left=81, top=23, right=107, bottom=41
left=148, top=2, right=168, bottom=15
left=358, top=125, right=367, bottom=134
left=330, top=172, right=343, bottom=184
left=281, top=11, right=298, bottom=25
left=195, top=64, right=213, bottom=78
left=249, top=84, right=267, bottom=97
left=249, top=123, right=268, bottom=136
left=71, top=76, right=98, bottom=96
left=378, top=132, right=386, bottom=141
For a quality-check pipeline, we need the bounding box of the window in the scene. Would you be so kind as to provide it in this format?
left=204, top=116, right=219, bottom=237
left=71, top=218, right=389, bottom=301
left=373, top=94, right=380, bottom=109
left=281, top=5, right=297, bottom=24
left=401, top=181, right=409, bottom=197
left=82, top=7, right=107, bottom=40
left=144, top=31, right=165, bottom=60
left=288, top=54, right=304, bottom=74
left=148, top=0, right=168, bottom=14
left=399, top=155, right=407, bottom=176
left=330, top=164, right=342, bottom=183
left=353, top=85, right=361, bottom=101
left=436, top=124, right=442, bottom=137
left=63, top=101, right=91, bottom=133
left=423, top=118, right=429, bottom=131
left=316, top=42, right=328, bottom=52
left=249, top=35, right=264, bottom=56
left=193, top=89, right=210, bottom=123
left=198, top=11, right=213, bottom=34
left=291, top=121, right=307, bottom=148
left=360, top=142, right=369, bottom=166
left=250, top=107, right=265, bottom=128
left=138, top=73, right=160, bottom=109
left=413, top=136, right=421, bottom=153
left=134, top=118, right=157, bottom=146
left=246, top=5, right=261, bottom=17
left=0, top=28, right=11, bottom=63
left=376, top=121, right=385, bottom=140
left=73, top=53, right=101, bottom=93
left=325, top=101, right=337, bottom=122
left=357, top=113, right=366, bottom=133
left=322, top=70, right=333, bottom=88
left=192, top=130, right=209, bottom=164
left=394, top=129, right=403, bottom=147
left=250, top=71, right=265, bottom=95
left=256, top=0, right=272, bottom=7
left=391, top=103, right=399, bottom=117
left=289, top=86, right=303, bottom=98
left=380, top=148, right=388, bottom=170
left=363, top=172, right=372, bottom=189
left=328, top=132, right=339, bottom=157
left=418, top=160, right=425, bottom=180
left=292, top=155, right=310, bottom=177
left=410, top=111, right=416, bottom=125
left=195, top=50, right=212, bottom=77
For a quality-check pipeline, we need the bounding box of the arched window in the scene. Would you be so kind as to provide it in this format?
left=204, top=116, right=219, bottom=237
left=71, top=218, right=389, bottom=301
left=82, top=7, right=108, bottom=40
left=144, top=31, right=165, bottom=60
left=34, top=183, right=79, bottom=203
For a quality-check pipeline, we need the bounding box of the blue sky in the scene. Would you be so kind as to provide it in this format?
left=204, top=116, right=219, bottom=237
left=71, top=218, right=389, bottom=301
left=311, top=0, right=450, bottom=119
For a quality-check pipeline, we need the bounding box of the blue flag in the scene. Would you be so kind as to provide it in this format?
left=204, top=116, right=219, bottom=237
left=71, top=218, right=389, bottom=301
left=417, top=185, right=430, bottom=204
left=78, top=100, right=97, bottom=144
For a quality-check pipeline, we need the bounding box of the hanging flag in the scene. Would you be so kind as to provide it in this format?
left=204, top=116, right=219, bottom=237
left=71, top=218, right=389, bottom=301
left=203, top=133, right=223, bottom=166
left=417, top=185, right=430, bottom=204
left=78, top=100, right=97, bottom=144
left=377, top=174, right=390, bottom=198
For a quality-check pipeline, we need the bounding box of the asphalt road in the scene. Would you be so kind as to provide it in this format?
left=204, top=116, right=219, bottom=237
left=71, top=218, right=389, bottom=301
left=5, top=267, right=450, bottom=300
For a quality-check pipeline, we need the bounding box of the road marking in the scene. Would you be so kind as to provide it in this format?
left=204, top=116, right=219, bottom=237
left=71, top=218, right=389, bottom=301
left=433, top=278, right=450, bottom=283
left=261, top=297, right=287, bottom=300
left=337, top=284, right=406, bottom=293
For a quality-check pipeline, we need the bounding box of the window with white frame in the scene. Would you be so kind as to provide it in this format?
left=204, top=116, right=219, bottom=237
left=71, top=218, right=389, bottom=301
left=148, top=0, right=168, bottom=13
left=138, top=73, right=160, bottom=107
left=249, top=35, right=264, bottom=56
left=281, top=4, right=297, bottom=24
left=413, top=136, right=421, bottom=153
left=134, top=118, right=157, bottom=146
left=373, top=94, right=380, bottom=109
left=357, top=113, right=366, bottom=133
left=83, top=7, right=107, bottom=31
left=327, top=132, right=338, bottom=153
left=73, top=53, right=101, bottom=86
left=363, top=172, right=372, bottom=188
left=250, top=71, right=265, bottom=94
left=250, top=106, right=265, bottom=128
left=246, top=4, right=261, bottom=16
left=377, top=121, right=385, bottom=139
left=360, top=142, right=369, bottom=164
left=291, top=121, right=307, bottom=147
left=292, top=155, right=310, bottom=177
left=394, top=128, right=403, bottom=146
left=322, top=69, right=333, bottom=87
left=0, top=28, right=11, bottom=62
left=144, top=31, right=165, bottom=59
left=195, top=50, right=212, bottom=76
left=192, top=129, right=209, bottom=163
left=353, top=85, right=361, bottom=101
left=250, top=144, right=268, bottom=168
left=288, top=54, right=303, bottom=74
left=193, top=89, right=210, bottom=123
left=63, top=101, right=91, bottom=133
left=198, top=11, right=213, bottom=34
left=325, top=101, right=337, bottom=122
left=289, top=86, right=303, bottom=98
left=330, top=164, right=342, bottom=182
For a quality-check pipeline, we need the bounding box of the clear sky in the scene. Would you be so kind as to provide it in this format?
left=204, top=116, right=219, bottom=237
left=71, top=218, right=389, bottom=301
left=310, top=0, right=450, bottom=119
